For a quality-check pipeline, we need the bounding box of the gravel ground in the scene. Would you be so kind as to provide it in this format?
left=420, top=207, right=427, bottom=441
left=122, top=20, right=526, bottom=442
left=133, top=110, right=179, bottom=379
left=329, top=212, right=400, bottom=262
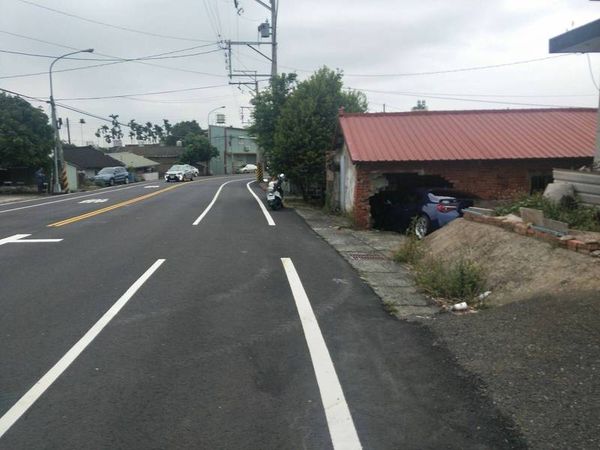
left=428, top=292, right=600, bottom=450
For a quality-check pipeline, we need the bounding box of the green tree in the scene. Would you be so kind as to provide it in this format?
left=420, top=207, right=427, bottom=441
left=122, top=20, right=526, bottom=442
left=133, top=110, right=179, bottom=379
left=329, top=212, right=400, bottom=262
left=0, top=93, right=54, bottom=168
left=412, top=100, right=428, bottom=111
left=179, top=134, right=218, bottom=165
left=166, top=120, right=205, bottom=146
left=271, top=67, right=367, bottom=199
left=249, top=73, right=297, bottom=162
left=95, top=114, right=124, bottom=144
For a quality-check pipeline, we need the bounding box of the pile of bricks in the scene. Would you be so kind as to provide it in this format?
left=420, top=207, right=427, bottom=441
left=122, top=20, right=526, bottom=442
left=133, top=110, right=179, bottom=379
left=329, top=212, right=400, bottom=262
left=463, top=210, right=600, bottom=257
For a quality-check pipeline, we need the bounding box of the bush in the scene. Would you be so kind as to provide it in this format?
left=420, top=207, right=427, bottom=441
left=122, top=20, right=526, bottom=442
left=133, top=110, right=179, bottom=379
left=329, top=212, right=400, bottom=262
left=414, top=257, right=486, bottom=304
left=393, top=218, right=423, bottom=264
left=393, top=237, right=422, bottom=264
left=495, top=193, right=600, bottom=232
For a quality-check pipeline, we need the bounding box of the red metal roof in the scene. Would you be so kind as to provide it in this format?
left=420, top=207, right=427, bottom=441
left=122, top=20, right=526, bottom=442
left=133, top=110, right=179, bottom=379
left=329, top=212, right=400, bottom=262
left=339, top=108, right=596, bottom=162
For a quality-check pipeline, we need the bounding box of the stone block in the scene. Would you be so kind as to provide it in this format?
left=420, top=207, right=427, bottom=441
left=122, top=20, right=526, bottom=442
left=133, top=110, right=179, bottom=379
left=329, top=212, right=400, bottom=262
left=463, top=207, right=495, bottom=216
left=542, top=217, right=569, bottom=234
left=520, top=207, right=544, bottom=226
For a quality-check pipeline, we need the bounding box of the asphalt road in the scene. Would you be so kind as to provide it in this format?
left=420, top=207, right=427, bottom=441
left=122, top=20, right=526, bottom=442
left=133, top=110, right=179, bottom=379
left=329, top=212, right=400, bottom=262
left=0, top=176, right=525, bottom=449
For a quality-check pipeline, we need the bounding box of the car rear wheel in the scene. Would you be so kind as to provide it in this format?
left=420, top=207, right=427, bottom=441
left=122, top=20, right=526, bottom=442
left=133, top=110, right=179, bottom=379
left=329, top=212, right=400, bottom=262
left=414, top=215, right=430, bottom=240
left=125, top=177, right=129, bottom=184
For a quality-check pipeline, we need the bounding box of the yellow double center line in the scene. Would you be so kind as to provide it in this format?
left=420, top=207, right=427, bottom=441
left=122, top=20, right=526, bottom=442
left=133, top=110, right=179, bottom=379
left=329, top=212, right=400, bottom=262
left=48, top=183, right=184, bottom=227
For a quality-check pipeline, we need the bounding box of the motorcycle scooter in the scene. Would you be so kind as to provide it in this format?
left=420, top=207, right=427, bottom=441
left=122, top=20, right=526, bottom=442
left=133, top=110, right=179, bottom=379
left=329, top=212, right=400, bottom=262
left=266, top=174, right=285, bottom=210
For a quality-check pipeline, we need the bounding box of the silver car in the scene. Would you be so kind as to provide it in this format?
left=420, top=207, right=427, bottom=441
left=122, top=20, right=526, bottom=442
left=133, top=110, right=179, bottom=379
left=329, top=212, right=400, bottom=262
left=183, top=164, right=200, bottom=177
left=164, top=165, right=194, bottom=182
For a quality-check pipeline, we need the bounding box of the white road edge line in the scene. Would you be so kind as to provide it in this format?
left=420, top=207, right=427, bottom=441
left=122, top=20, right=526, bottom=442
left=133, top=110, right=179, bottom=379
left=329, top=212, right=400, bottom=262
left=0, top=183, right=145, bottom=215
left=281, top=258, right=362, bottom=450
left=0, top=259, right=166, bottom=440
left=246, top=181, right=275, bottom=226
left=192, top=179, right=243, bottom=226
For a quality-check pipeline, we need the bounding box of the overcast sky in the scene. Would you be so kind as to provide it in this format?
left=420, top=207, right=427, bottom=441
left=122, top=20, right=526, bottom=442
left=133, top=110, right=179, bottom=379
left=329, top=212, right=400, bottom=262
left=1, top=0, right=599, bottom=146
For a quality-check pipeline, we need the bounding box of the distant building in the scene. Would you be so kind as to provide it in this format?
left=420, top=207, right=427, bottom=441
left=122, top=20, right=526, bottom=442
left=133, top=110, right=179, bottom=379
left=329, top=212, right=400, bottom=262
left=209, top=126, right=259, bottom=175
left=114, top=145, right=185, bottom=176
left=63, top=146, right=125, bottom=179
left=106, top=152, right=160, bottom=181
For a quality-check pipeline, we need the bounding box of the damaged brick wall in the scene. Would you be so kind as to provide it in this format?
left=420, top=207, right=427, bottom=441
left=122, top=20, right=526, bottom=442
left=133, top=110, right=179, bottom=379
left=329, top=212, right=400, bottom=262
left=351, top=158, right=591, bottom=229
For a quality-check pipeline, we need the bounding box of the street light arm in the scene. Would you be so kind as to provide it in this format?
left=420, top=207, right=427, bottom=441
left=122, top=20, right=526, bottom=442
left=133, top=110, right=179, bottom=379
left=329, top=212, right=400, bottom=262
left=49, top=49, right=94, bottom=98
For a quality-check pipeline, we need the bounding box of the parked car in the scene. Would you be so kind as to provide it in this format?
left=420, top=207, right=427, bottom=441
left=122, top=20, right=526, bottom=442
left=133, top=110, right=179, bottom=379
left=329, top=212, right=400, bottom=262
left=93, top=167, right=130, bottom=186
left=184, top=164, right=200, bottom=177
left=370, top=188, right=475, bottom=238
left=164, top=164, right=194, bottom=182
left=238, top=164, right=257, bottom=174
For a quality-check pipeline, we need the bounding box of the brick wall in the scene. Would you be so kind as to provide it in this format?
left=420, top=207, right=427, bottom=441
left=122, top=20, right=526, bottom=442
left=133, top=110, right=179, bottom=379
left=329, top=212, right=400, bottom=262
left=351, top=157, right=591, bottom=229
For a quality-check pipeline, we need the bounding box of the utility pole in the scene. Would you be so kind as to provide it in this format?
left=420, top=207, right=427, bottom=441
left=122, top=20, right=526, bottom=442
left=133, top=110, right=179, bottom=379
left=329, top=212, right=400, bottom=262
left=224, top=127, right=228, bottom=174
left=228, top=0, right=278, bottom=94
left=66, top=117, right=71, bottom=145
left=269, top=0, right=277, bottom=78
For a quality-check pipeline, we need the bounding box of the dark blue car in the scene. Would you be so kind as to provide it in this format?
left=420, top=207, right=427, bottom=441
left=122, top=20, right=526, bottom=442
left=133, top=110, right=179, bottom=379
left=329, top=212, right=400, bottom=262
left=370, top=188, right=475, bottom=238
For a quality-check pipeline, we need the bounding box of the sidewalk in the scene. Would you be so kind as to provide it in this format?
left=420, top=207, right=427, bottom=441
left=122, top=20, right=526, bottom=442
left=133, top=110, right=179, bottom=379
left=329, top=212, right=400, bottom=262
left=294, top=205, right=439, bottom=320
left=0, top=194, right=45, bottom=204
left=293, top=203, right=599, bottom=450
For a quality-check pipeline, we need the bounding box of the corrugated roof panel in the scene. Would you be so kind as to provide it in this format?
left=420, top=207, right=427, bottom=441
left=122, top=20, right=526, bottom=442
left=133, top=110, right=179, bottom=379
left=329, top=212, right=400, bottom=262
left=340, top=108, right=596, bottom=162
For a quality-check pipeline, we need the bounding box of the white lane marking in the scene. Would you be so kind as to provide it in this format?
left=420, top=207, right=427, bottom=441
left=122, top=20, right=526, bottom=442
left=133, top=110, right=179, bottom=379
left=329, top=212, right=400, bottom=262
left=0, top=259, right=165, bottom=439
left=281, top=258, right=362, bottom=450
left=246, top=181, right=275, bottom=226
left=144, top=185, right=160, bottom=189
left=192, top=179, right=241, bottom=226
left=79, top=199, right=108, bottom=204
left=0, top=184, right=148, bottom=215
left=0, top=234, right=62, bottom=246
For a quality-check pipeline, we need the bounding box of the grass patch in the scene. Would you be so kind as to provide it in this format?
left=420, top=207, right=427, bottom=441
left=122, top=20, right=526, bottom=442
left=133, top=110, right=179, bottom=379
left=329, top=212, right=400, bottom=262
left=495, top=193, right=600, bottom=232
left=414, top=257, right=486, bottom=304
left=382, top=300, right=399, bottom=315
left=393, top=236, right=423, bottom=264
left=392, top=221, right=487, bottom=305
left=393, top=218, right=423, bottom=264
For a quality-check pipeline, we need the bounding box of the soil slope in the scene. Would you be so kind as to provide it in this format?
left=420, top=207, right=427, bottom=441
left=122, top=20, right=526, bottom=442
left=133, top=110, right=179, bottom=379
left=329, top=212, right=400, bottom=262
left=421, top=218, right=600, bottom=306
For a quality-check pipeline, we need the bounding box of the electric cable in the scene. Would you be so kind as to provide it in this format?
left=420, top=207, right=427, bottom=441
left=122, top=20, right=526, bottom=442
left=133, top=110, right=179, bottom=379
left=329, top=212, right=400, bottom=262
left=55, top=84, right=231, bottom=101
left=276, top=54, right=574, bottom=78
left=0, top=29, right=226, bottom=79
left=0, top=46, right=221, bottom=61
left=347, top=86, right=587, bottom=109
left=16, top=0, right=216, bottom=43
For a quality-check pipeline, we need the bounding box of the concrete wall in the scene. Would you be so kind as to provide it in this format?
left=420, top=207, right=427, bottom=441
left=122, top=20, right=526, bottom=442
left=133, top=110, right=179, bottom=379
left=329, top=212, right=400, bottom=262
left=554, top=169, right=600, bottom=207
left=65, top=162, right=78, bottom=192
left=341, top=146, right=357, bottom=213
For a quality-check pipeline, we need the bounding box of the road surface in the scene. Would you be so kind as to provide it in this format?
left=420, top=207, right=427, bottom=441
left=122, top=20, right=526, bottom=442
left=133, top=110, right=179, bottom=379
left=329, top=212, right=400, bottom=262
left=0, top=176, right=524, bottom=449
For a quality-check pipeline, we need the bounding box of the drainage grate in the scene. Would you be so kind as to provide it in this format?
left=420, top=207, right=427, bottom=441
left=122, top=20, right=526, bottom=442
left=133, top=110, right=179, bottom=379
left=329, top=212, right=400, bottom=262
left=346, top=252, right=386, bottom=261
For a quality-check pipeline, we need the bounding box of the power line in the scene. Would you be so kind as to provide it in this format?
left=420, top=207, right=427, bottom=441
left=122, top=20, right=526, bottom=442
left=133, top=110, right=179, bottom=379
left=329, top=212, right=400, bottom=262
left=16, top=0, right=216, bottom=43
left=355, top=88, right=595, bottom=99
left=277, top=54, right=575, bottom=78
left=0, top=86, right=131, bottom=125
left=0, top=29, right=226, bottom=79
left=0, top=46, right=221, bottom=61
left=348, top=86, right=587, bottom=109
left=0, top=86, right=46, bottom=102
left=56, top=84, right=231, bottom=101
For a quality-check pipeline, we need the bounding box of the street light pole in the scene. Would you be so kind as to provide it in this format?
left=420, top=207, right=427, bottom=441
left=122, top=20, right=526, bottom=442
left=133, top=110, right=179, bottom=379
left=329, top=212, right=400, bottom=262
left=49, top=48, right=94, bottom=194
left=207, top=106, right=225, bottom=173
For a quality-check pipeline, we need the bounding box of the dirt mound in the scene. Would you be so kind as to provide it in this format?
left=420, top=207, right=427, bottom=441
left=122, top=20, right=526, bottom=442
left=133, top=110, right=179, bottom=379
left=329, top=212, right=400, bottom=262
left=421, top=218, right=600, bottom=306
